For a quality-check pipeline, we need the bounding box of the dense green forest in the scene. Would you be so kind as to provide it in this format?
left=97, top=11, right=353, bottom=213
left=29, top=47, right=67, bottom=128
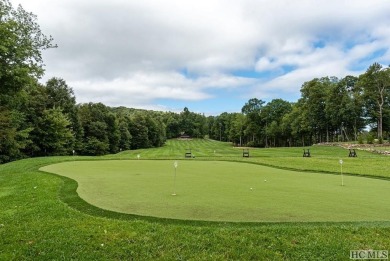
left=1, top=0, right=390, bottom=163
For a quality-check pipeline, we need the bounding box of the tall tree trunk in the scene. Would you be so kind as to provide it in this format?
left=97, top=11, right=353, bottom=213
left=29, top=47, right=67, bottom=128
left=326, top=124, right=329, bottom=143
left=378, top=105, right=383, bottom=139
left=376, top=73, right=385, bottom=139
left=343, top=127, right=349, bottom=141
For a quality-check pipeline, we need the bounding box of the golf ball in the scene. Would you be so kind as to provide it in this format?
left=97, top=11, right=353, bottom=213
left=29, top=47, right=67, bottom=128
left=264, top=179, right=267, bottom=182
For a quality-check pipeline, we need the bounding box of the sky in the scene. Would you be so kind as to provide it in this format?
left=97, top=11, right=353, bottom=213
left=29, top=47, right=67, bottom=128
left=11, top=0, right=390, bottom=115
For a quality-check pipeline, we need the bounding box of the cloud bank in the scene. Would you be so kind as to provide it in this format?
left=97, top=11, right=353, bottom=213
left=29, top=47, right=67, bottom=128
left=13, top=0, right=390, bottom=113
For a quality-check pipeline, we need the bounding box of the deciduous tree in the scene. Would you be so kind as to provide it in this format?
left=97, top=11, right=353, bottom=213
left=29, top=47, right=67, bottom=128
left=358, top=63, right=390, bottom=140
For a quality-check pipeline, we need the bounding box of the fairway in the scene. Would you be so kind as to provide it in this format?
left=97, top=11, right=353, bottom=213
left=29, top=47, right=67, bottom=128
left=40, top=160, right=390, bottom=222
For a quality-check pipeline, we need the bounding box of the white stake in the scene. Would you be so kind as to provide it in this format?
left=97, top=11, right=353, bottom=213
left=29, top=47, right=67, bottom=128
left=172, top=161, right=178, bottom=195
left=339, top=159, right=344, bottom=186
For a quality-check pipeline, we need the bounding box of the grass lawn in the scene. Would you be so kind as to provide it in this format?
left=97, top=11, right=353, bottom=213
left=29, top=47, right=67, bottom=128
left=112, top=139, right=390, bottom=178
left=1, top=139, right=390, bottom=260
left=40, top=160, right=390, bottom=222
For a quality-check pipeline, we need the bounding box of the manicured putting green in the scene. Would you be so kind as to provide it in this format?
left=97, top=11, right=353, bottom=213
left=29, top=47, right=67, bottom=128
left=40, top=160, right=390, bottom=222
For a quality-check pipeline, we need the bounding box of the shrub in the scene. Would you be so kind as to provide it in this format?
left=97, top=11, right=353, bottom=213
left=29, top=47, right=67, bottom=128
left=366, top=133, right=375, bottom=144
left=246, top=141, right=256, bottom=147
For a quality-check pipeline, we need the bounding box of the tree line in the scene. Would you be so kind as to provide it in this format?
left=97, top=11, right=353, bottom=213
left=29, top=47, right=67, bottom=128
left=212, top=69, right=389, bottom=148
left=1, top=0, right=390, bottom=163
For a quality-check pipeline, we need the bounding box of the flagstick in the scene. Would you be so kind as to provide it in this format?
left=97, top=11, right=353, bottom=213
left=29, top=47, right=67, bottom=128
left=339, top=159, right=344, bottom=186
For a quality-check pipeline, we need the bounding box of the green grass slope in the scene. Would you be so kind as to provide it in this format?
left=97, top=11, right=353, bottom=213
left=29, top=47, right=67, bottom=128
left=1, top=140, right=390, bottom=260
left=114, top=139, right=390, bottom=178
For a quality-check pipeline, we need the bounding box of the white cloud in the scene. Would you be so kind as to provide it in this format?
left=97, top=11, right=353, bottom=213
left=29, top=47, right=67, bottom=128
left=11, top=0, right=390, bottom=112
left=70, top=71, right=254, bottom=108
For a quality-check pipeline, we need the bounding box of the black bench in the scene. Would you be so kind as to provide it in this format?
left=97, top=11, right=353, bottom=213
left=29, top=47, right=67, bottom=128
left=349, top=149, right=357, bottom=157
left=303, top=149, right=311, bottom=157
left=243, top=149, right=249, bottom=157
left=185, top=149, right=192, bottom=158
